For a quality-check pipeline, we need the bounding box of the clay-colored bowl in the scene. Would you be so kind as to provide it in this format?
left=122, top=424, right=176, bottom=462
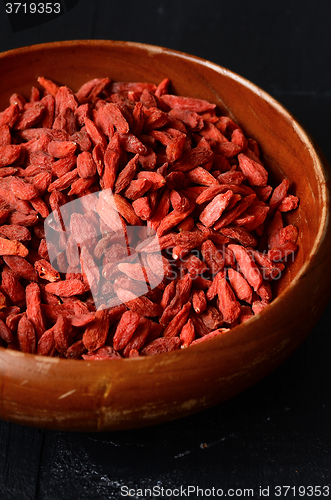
left=0, top=40, right=330, bottom=431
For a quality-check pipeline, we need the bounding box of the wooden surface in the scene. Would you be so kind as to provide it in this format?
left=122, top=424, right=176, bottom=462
left=1, top=0, right=331, bottom=497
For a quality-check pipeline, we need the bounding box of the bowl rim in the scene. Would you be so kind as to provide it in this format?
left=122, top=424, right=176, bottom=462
left=0, top=39, right=330, bottom=367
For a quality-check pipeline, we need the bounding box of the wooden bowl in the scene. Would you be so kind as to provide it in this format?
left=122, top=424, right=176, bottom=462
left=0, top=40, right=330, bottom=431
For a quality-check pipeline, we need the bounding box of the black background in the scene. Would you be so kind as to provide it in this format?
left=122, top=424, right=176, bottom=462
left=1, top=1, right=331, bottom=499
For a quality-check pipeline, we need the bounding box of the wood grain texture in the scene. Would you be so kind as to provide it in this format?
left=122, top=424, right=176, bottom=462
left=0, top=422, right=43, bottom=499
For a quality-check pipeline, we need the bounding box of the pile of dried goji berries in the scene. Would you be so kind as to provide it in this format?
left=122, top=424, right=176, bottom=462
left=0, top=76, right=299, bottom=359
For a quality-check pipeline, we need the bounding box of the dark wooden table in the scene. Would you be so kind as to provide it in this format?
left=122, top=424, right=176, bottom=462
left=1, top=1, right=331, bottom=498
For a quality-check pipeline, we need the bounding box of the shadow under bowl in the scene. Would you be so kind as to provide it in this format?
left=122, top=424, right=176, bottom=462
left=0, top=40, right=330, bottom=431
